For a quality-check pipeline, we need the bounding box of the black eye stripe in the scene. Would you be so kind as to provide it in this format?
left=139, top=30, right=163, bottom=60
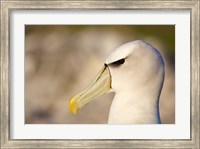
left=114, top=59, right=125, bottom=65
left=109, top=58, right=125, bottom=67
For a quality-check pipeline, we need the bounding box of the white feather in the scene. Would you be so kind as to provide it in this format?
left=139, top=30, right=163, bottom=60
left=106, top=40, right=165, bottom=124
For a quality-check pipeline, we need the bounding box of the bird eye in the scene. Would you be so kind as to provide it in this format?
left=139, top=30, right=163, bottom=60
left=110, top=58, right=125, bottom=67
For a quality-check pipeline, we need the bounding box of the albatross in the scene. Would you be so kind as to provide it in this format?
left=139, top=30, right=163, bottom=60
left=69, top=40, right=165, bottom=124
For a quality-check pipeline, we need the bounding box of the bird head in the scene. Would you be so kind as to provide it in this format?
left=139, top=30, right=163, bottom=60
left=69, top=40, right=164, bottom=114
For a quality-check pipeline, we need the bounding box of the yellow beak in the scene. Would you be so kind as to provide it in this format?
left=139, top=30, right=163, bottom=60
left=69, top=64, right=111, bottom=114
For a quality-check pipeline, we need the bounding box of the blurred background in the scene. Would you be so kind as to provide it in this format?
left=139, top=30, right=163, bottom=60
left=25, top=25, right=175, bottom=124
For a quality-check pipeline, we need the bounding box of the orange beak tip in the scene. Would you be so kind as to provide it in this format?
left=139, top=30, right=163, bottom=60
left=69, top=96, right=78, bottom=114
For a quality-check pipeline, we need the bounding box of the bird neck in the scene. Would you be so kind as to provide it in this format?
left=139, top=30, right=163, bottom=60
left=108, top=81, right=162, bottom=124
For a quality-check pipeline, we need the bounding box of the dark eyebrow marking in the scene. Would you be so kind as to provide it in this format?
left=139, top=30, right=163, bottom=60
left=108, top=58, right=125, bottom=67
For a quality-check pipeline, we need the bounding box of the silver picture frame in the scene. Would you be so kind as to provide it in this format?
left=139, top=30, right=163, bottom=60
left=1, top=0, right=199, bottom=148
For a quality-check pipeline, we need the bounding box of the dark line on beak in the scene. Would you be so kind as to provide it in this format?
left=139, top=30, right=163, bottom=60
left=96, top=64, right=107, bottom=82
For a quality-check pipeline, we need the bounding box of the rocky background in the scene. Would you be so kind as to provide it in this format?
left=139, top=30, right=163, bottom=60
left=25, top=25, right=175, bottom=124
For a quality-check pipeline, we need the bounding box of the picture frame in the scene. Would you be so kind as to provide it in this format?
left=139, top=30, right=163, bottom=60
left=1, top=0, right=199, bottom=148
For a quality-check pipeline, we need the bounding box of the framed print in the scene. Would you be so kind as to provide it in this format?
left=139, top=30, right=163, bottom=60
left=1, top=0, right=199, bottom=148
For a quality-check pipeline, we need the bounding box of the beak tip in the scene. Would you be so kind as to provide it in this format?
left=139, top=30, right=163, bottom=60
left=69, top=96, right=78, bottom=114
left=68, top=65, right=111, bottom=115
